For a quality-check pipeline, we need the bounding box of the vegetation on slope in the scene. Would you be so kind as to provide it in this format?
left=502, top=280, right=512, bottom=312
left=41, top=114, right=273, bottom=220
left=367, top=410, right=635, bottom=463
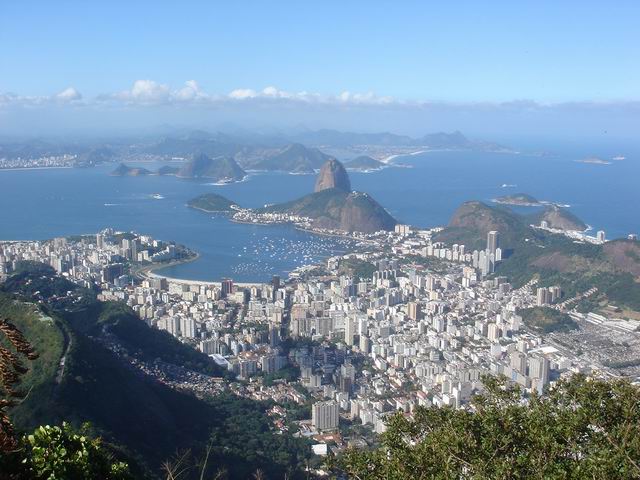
left=338, top=375, right=640, bottom=479
left=0, top=264, right=312, bottom=478
left=518, top=307, right=577, bottom=333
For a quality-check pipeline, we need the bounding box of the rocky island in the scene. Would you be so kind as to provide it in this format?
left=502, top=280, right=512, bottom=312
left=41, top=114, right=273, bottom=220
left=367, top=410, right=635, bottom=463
left=344, top=155, right=387, bottom=172
left=110, top=163, right=152, bottom=176
left=493, top=193, right=542, bottom=207
left=187, top=193, right=239, bottom=213
left=188, top=158, right=397, bottom=233
left=177, top=153, right=246, bottom=182
left=259, top=159, right=397, bottom=233
left=575, top=156, right=612, bottom=165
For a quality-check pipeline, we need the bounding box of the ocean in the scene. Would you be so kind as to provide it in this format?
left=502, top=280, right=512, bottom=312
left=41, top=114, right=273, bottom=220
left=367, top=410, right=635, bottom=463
left=0, top=144, right=637, bottom=282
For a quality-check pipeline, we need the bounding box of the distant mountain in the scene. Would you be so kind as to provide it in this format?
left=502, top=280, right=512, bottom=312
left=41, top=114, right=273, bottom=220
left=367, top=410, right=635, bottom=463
left=187, top=193, right=239, bottom=212
left=110, top=163, right=152, bottom=176
left=177, top=153, right=246, bottom=182
left=261, top=159, right=396, bottom=233
left=314, top=158, right=351, bottom=192
left=244, top=143, right=333, bottom=173
left=344, top=155, right=386, bottom=172
left=292, top=129, right=505, bottom=150
left=292, top=129, right=414, bottom=147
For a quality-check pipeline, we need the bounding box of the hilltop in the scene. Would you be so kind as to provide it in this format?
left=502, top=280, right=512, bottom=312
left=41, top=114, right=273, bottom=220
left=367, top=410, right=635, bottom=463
left=187, top=193, right=239, bottom=212
left=177, top=153, right=246, bottom=182
left=110, top=163, right=152, bottom=176
left=260, top=159, right=397, bottom=233
left=531, top=205, right=587, bottom=231
left=436, top=201, right=527, bottom=250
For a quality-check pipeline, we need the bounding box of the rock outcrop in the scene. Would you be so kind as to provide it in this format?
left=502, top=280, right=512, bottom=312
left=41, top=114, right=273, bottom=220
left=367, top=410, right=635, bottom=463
left=262, top=159, right=396, bottom=233
left=314, top=159, right=351, bottom=193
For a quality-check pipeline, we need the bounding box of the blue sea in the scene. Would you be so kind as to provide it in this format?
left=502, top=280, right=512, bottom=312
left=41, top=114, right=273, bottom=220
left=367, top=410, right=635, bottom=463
left=0, top=142, right=638, bottom=282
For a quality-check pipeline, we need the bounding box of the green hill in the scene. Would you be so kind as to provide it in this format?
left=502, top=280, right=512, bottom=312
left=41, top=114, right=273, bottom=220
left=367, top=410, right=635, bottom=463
left=435, top=201, right=528, bottom=250
left=261, top=187, right=397, bottom=233
left=187, top=193, right=239, bottom=212
left=436, top=201, right=640, bottom=313
left=529, top=205, right=587, bottom=231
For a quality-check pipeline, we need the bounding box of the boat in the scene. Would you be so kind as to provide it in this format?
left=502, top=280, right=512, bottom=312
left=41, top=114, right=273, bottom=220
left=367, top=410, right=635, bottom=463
left=151, top=193, right=165, bottom=200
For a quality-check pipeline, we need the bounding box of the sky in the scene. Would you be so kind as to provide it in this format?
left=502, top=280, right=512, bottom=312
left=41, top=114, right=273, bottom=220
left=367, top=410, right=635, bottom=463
left=1, top=1, right=639, bottom=141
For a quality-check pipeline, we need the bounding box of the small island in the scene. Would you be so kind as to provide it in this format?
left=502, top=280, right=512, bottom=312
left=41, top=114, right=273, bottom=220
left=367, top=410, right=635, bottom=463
left=157, top=165, right=180, bottom=176
left=187, top=193, right=239, bottom=213
left=344, top=155, right=387, bottom=172
left=110, top=163, right=152, bottom=176
left=575, top=157, right=612, bottom=165
left=493, top=193, right=542, bottom=207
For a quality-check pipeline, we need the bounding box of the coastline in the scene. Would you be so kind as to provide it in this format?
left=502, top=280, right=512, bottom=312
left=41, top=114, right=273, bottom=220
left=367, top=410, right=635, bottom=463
left=137, top=254, right=264, bottom=288
left=0, top=166, right=74, bottom=172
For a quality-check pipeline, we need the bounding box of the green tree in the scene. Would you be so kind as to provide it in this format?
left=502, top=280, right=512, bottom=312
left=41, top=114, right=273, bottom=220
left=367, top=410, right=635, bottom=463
left=338, top=375, right=640, bottom=479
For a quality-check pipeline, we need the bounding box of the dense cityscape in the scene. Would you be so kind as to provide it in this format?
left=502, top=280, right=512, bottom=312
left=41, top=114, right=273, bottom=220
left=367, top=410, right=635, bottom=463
left=2, top=215, right=637, bottom=460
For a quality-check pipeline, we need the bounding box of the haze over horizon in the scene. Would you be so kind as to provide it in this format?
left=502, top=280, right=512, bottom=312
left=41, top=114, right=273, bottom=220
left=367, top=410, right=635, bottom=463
left=1, top=1, right=639, bottom=141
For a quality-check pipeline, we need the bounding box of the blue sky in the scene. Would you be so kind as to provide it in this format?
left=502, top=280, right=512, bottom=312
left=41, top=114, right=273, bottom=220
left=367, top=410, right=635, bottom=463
left=1, top=1, right=639, bottom=138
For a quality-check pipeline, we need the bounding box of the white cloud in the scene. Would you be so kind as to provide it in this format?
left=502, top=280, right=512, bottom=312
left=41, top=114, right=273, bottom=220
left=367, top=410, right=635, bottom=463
left=228, top=88, right=257, bottom=100
left=55, top=87, right=82, bottom=102
left=1, top=80, right=639, bottom=116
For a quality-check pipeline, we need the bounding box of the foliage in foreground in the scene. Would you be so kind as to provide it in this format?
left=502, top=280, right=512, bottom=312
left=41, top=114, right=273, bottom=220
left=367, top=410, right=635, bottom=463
left=338, top=375, right=640, bottom=479
left=0, top=422, right=132, bottom=480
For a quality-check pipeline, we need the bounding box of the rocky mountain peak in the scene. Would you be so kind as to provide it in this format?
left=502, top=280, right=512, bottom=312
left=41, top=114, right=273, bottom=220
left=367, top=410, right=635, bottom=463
left=314, top=159, right=351, bottom=193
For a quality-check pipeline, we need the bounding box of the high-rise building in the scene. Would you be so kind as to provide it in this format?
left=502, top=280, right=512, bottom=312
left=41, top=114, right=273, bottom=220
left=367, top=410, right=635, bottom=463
left=96, top=233, right=105, bottom=249
left=486, top=231, right=500, bottom=255
left=597, top=230, right=606, bottom=243
left=221, top=278, right=234, bottom=297
left=407, top=302, right=421, bottom=321
left=344, top=315, right=357, bottom=346
left=536, top=287, right=548, bottom=306
left=312, top=401, right=339, bottom=431
left=180, top=317, right=196, bottom=338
